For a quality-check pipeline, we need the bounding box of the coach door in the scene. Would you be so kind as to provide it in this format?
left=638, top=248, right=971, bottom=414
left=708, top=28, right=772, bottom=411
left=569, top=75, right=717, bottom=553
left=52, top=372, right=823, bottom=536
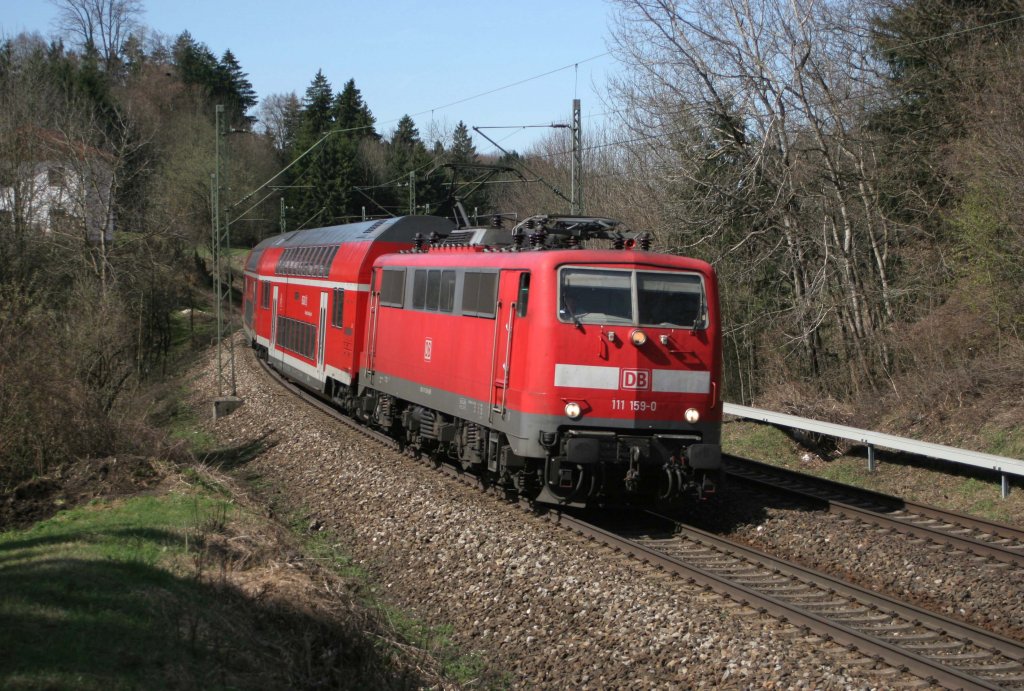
left=270, top=285, right=280, bottom=357
left=317, top=291, right=328, bottom=376
left=490, top=270, right=526, bottom=420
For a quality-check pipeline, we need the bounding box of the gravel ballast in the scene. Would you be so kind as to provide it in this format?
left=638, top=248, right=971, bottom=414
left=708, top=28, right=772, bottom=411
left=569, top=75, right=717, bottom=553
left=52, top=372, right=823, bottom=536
left=193, top=342, right=930, bottom=688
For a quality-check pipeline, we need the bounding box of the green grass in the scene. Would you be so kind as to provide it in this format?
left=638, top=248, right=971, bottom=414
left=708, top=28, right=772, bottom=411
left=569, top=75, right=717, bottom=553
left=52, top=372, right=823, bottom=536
left=0, top=492, right=235, bottom=689
left=981, top=426, right=1024, bottom=460
left=722, top=421, right=799, bottom=466
left=290, top=513, right=500, bottom=687
left=725, top=419, right=1024, bottom=524
left=1, top=478, right=459, bottom=689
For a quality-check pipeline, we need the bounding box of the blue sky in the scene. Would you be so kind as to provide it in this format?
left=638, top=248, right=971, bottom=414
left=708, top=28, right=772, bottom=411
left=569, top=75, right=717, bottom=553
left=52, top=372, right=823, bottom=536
left=1, top=0, right=622, bottom=153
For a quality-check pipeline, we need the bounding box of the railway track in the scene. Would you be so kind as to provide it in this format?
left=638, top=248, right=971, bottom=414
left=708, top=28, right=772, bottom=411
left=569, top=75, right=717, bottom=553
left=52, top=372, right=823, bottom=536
left=258, top=358, right=1024, bottom=687
left=556, top=510, right=1024, bottom=690
left=724, top=456, right=1024, bottom=567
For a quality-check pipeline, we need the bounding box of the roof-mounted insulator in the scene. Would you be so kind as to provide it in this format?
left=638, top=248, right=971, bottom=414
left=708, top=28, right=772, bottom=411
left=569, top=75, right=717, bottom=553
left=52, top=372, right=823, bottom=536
left=639, top=232, right=651, bottom=251
left=491, top=214, right=503, bottom=229
left=530, top=227, right=547, bottom=249
left=413, top=233, right=425, bottom=251
left=512, top=229, right=525, bottom=250
left=567, top=234, right=580, bottom=248
left=613, top=232, right=625, bottom=250
left=429, top=231, right=440, bottom=246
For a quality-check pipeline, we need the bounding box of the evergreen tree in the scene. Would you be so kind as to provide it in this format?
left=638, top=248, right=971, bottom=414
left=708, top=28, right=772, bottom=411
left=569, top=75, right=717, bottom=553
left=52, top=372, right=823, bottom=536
left=301, top=69, right=334, bottom=138
left=445, top=121, right=487, bottom=215
left=218, top=49, right=257, bottom=125
left=290, top=70, right=365, bottom=225
left=172, top=31, right=218, bottom=90
left=333, top=78, right=376, bottom=138
left=449, top=121, right=478, bottom=165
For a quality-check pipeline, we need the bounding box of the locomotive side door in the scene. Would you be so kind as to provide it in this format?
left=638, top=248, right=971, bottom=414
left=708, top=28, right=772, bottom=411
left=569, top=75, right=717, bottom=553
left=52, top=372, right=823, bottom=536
left=365, top=269, right=381, bottom=381
left=490, top=269, right=527, bottom=419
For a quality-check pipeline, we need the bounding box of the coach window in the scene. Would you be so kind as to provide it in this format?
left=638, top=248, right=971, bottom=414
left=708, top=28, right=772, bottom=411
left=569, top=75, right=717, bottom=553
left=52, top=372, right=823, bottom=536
left=380, top=268, right=406, bottom=307
left=412, top=269, right=427, bottom=309
left=260, top=281, right=270, bottom=309
left=425, top=270, right=441, bottom=311
left=331, top=288, right=344, bottom=327
left=440, top=270, right=456, bottom=313
left=517, top=273, right=530, bottom=317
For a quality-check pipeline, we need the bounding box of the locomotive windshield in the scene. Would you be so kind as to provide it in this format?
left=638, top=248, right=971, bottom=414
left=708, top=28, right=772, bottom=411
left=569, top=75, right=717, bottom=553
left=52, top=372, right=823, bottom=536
left=559, top=267, right=705, bottom=328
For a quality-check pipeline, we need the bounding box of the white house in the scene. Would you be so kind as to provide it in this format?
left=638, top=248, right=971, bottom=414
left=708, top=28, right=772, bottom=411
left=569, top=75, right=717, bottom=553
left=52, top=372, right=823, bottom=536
left=0, top=128, right=115, bottom=243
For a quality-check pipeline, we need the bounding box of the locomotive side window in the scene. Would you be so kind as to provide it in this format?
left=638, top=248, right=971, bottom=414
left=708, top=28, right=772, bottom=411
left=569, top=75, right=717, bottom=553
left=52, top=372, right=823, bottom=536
left=412, top=269, right=427, bottom=309
left=440, top=271, right=456, bottom=313
left=380, top=268, right=406, bottom=307
left=331, top=287, right=344, bottom=327
left=462, top=271, right=498, bottom=318
left=425, top=270, right=441, bottom=311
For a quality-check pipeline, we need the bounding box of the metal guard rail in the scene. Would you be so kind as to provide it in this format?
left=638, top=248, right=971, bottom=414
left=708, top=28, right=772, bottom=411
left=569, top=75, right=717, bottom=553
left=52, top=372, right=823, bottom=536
left=723, top=403, right=1024, bottom=499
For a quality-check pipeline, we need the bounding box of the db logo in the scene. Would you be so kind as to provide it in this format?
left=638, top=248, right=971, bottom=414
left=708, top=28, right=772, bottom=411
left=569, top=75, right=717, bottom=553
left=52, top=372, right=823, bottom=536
left=621, top=369, right=650, bottom=390
left=423, top=337, right=433, bottom=362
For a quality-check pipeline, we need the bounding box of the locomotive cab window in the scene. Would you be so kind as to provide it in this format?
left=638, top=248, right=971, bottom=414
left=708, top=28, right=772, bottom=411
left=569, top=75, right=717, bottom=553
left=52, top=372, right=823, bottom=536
left=558, top=267, right=706, bottom=328
left=559, top=268, right=632, bottom=325
left=637, top=272, right=704, bottom=327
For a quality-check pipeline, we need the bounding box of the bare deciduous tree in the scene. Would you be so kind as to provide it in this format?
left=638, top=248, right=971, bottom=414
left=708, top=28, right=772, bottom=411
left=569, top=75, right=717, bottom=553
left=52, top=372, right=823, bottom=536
left=608, top=0, right=909, bottom=402
left=51, top=0, right=142, bottom=68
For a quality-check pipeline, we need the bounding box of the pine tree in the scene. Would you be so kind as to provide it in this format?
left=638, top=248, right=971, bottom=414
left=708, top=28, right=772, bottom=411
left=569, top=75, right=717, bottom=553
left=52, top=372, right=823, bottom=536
left=172, top=31, right=218, bottom=90
left=333, top=78, right=376, bottom=138
left=218, top=49, right=257, bottom=126
left=445, top=121, right=487, bottom=215
left=302, top=69, right=334, bottom=137
left=449, top=121, right=478, bottom=165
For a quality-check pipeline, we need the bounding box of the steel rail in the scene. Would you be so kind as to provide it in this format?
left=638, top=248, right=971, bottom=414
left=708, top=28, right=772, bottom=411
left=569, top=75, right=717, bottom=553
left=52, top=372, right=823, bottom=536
left=552, top=511, right=1024, bottom=690
left=724, top=455, right=1024, bottom=566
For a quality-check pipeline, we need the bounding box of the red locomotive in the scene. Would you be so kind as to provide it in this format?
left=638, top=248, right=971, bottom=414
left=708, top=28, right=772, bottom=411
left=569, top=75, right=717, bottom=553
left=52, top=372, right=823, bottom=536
left=242, top=215, right=722, bottom=507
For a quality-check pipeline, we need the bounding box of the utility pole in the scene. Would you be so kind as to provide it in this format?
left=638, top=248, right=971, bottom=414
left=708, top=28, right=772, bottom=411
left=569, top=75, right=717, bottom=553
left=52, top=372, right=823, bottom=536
left=212, top=104, right=242, bottom=418
left=571, top=99, right=583, bottom=215
left=280, top=197, right=286, bottom=233
left=408, top=170, right=416, bottom=215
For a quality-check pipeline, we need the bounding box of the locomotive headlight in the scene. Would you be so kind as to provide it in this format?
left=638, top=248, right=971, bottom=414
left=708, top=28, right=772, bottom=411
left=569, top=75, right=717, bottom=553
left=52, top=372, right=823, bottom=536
left=684, top=408, right=701, bottom=424
left=630, top=329, right=648, bottom=346
left=564, top=402, right=582, bottom=419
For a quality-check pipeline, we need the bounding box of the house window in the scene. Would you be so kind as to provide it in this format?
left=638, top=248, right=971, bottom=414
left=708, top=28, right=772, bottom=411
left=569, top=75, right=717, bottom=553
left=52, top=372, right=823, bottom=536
left=47, top=166, right=65, bottom=187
